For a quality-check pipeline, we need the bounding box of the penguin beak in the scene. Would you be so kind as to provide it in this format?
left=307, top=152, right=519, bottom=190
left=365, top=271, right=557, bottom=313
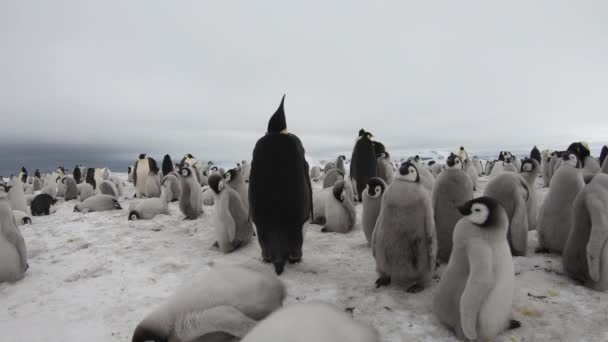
left=457, top=204, right=471, bottom=216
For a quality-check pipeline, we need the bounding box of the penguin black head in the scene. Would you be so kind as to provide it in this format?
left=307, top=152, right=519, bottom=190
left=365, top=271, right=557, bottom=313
left=224, top=168, right=239, bottom=183
left=112, top=199, right=122, bottom=210
left=428, top=160, right=436, bottom=166
left=446, top=153, right=462, bottom=169
left=366, top=177, right=386, bottom=198
left=132, top=324, right=169, bottom=342
left=379, top=151, right=390, bottom=159
left=128, top=211, right=140, bottom=221
left=521, top=158, right=537, bottom=173
left=600, top=145, right=608, bottom=167
left=498, top=151, right=505, bottom=161
left=358, top=129, right=366, bottom=137
left=139, top=154, right=146, bottom=160
left=128, top=166, right=132, bottom=173
left=21, top=166, right=27, bottom=173
left=162, top=154, right=174, bottom=175
left=179, top=167, right=192, bottom=178
left=339, top=155, right=346, bottom=161
left=0, top=184, right=11, bottom=193
left=35, top=169, right=41, bottom=178
left=208, top=174, right=224, bottom=194
left=562, top=152, right=581, bottom=168
left=414, top=155, right=420, bottom=163
left=267, top=95, right=287, bottom=134
left=457, top=196, right=503, bottom=228
left=332, top=181, right=346, bottom=202
left=567, top=142, right=590, bottom=167
left=22, top=217, right=32, bottom=225
left=460, top=146, right=465, bottom=151
left=61, top=177, right=67, bottom=184
left=398, top=161, right=420, bottom=182
left=185, top=153, right=194, bottom=159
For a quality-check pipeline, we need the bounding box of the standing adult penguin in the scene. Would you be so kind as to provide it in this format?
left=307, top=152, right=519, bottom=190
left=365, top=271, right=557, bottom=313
left=433, top=197, right=520, bottom=341
left=18, top=167, right=27, bottom=184
left=457, top=146, right=468, bottom=162
left=127, top=166, right=134, bottom=183
left=224, top=168, right=249, bottom=212
left=377, top=152, right=395, bottom=184
left=73, top=166, right=82, bottom=184
left=372, top=161, right=437, bottom=292
left=249, top=95, right=312, bottom=275
left=161, top=154, right=174, bottom=177
left=484, top=172, right=530, bottom=256
left=350, top=129, right=379, bottom=201
left=208, top=174, right=253, bottom=253
left=85, top=168, right=96, bottom=190
left=563, top=173, right=608, bottom=291
left=530, top=146, right=542, bottom=164
left=178, top=166, right=203, bottom=220
left=520, top=158, right=540, bottom=230
left=432, top=153, right=474, bottom=263
left=361, top=177, right=387, bottom=246
left=133, top=154, right=159, bottom=198
left=0, top=193, right=28, bottom=283
left=321, top=180, right=356, bottom=234
left=537, top=152, right=584, bottom=254
left=32, top=170, right=42, bottom=191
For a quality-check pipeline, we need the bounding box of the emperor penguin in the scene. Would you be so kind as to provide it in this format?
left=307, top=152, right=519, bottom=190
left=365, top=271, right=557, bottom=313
left=12, top=210, right=32, bottom=226
left=127, top=166, right=134, bottom=183
left=134, top=154, right=159, bottom=198
left=32, top=174, right=42, bottom=192
left=145, top=173, right=162, bottom=198
left=433, top=197, right=520, bottom=341
left=309, top=165, right=322, bottom=181
left=108, top=175, right=124, bottom=197
left=323, top=161, right=336, bottom=172
left=512, top=156, right=522, bottom=172
left=372, top=161, right=437, bottom=292
left=241, top=302, right=380, bottom=342
left=311, top=187, right=332, bottom=224
left=483, top=172, right=530, bottom=256
left=568, top=142, right=600, bottom=183
left=411, top=157, right=435, bottom=193
left=224, top=168, right=249, bottom=212
left=362, top=177, right=387, bottom=246
left=74, top=194, right=122, bottom=213
left=463, top=158, right=478, bottom=191
left=99, top=179, right=119, bottom=198
left=432, top=153, right=474, bottom=263
left=472, top=156, right=483, bottom=176
left=0, top=193, right=28, bottom=282
left=161, top=154, right=174, bottom=177
left=208, top=174, right=253, bottom=253
left=249, top=95, right=312, bottom=275
left=85, top=168, right=96, bottom=190
left=457, top=146, right=468, bottom=161
left=336, top=155, right=346, bottom=175
left=178, top=166, right=203, bottom=219
left=162, top=172, right=180, bottom=202
left=502, top=157, right=518, bottom=173
left=520, top=158, right=540, bottom=230
left=485, top=160, right=495, bottom=176
left=128, top=186, right=169, bottom=220
left=62, top=176, right=79, bottom=201
left=541, top=150, right=553, bottom=187
left=72, top=166, right=82, bottom=184
left=240, top=160, right=251, bottom=182
left=18, top=166, right=27, bottom=183
left=350, top=129, right=379, bottom=201
left=321, top=180, right=356, bottom=233
left=30, top=194, right=58, bottom=216
left=430, top=162, right=445, bottom=177
left=600, top=145, right=608, bottom=169
left=537, top=152, right=584, bottom=254
left=7, top=177, right=28, bottom=213
left=563, top=173, right=608, bottom=291
left=77, top=183, right=95, bottom=202
left=322, top=168, right=344, bottom=189
left=132, top=266, right=285, bottom=342
left=101, top=168, right=110, bottom=180
left=377, top=152, right=395, bottom=184
left=548, top=151, right=562, bottom=181
left=530, top=145, right=541, bottom=164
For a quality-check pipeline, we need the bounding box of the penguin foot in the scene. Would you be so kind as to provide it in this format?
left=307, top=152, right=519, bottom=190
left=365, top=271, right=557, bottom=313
left=375, top=276, right=391, bottom=288
left=509, top=320, right=522, bottom=330
left=321, top=227, right=330, bottom=233
left=406, top=284, right=424, bottom=293
left=212, top=241, right=219, bottom=248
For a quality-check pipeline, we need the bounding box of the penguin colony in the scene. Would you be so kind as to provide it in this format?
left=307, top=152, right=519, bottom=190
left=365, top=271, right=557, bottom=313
left=2, top=97, right=608, bottom=341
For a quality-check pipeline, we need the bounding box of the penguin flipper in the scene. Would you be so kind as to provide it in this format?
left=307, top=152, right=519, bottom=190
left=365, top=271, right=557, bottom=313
left=174, top=305, right=257, bottom=341
left=460, top=242, right=493, bottom=341
left=586, top=194, right=608, bottom=282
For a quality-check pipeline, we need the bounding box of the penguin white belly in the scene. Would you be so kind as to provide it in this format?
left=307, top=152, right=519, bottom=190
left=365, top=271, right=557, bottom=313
left=325, top=199, right=348, bottom=233
left=0, top=236, right=21, bottom=281
left=312, top=188, right=330, bottom=223
left=478, top=243, right=513, bottom=340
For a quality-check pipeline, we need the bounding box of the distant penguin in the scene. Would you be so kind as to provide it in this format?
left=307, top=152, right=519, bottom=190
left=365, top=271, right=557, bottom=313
left=18, top=167, right=27, bottom=183
left=31, top=193, right=58, bottom=216
left=377, top=152, right=395, bottom=184
left=321, top=180, right=356, bottom=234
left=72, top=165, right=82, bottom=184
left=600, top=145, right=608, bottom=171
left=178, top=166, right=203, bottom=219
left=512, top=156, right=522, bottom=172
left=62, top=177, right=79, bottom=201
left=548, top=151, right=562, bottom=181
left=77, top=183, right=95, bottom=202
left=101, top=168, right=110, bottom=180
left=350, top=129, right=379, bottom=201
left=541, top=150, right=552, bottom=187
left=208, top=174, right=253, bottom=253
left=127, top=166, right=134, bottom=183
left=433, top=153, right=474, bottom=263
left=99, top=180, right=119, bottom=198
left=162, top=172, right=180, bottom=202
left=161, top=154, right=174, bottom=176
left=0, top=194, right=28, bottom=282
left=108, top=175, right=124, bottom=197
left=464, top=159, right=478, bottom=191
left=249, top=95, right=312, bottom=275
left=537, top=152, right=584, bottom=254
left=563, top=173, right=608, bottom=291
left=484, top=172, right=530, bottom=256
left=502, top=158, right=518, bottom=173
left=361, top=177, right=387, bottom=246
left=567, top=142, right=590, bottom=167
left=128, top=186, right=169, bottom=220
left=74, top=194, right=122, bottom=213
left=335, top=155, right=346, bottom=175
left=132, top=266, right=285, bottom=342
left=224, top=168, right=249, bottom=212
left=472, top=156, right=483, bottom=176
left=520, top=158, right=540, bottom=231
left=241, top=160, right=251, bottom=182
left=85, top=168, right=96, bottom=190
left=372, top=161, right=437, bottom=292
left=530, top=145, right=541, bottom=164
left=309, top=165, right=322, bottom=181
left=12, top=210, right=32, bottom=226
left=322, top=168, right=344, bottom=189
left=241, top=302, right=380, bottom=342
left=145, top=174, right=162, bottom=198
left=7, top=178, right=28, bottom=213
left=430, top=162, right=445, bottom=177
left=457, top=146, right=468, bottom=161
left=134, top=154, right=159, bottom=198
left=433, top=197, right=519, bottom=341
left=32, top=176, right=42, bottom=192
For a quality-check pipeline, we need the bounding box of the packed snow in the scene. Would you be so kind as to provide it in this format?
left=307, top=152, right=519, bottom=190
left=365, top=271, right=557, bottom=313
left=1, top=172, right=607, bottom=342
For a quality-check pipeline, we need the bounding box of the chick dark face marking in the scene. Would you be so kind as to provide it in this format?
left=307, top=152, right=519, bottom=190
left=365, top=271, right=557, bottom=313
left=208, top=174, right=224, bottom=194
left=457, top=196, right=502, bottom=228
left=366, top=177, right=385, bottom=198
left=399, top=162, right=420, bottom=182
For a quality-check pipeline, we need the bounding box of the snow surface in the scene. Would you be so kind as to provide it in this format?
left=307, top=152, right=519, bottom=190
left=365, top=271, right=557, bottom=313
left=1, top=172, right=607, bottom=342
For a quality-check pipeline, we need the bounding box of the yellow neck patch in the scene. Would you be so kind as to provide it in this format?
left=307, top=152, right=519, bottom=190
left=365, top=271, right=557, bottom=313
left=280, top=128, right=288, bottom=134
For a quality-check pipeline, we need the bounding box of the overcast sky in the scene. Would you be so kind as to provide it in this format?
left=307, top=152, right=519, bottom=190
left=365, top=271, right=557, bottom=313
left=1, top=0, right=607, bottom=163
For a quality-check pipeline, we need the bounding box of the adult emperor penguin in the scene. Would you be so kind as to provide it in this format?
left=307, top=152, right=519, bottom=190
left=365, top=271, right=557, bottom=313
left=208, top=174, right=253, bottom=253
left=74, top=194, right=122, bottom=213
left=335, top=155, right=346, bottom=175
left=563, top=173, right=608, bottom=291
left=8, top=177, right=28, bottom=213
left=85, top=168, right=96, bottom=190
left=520, top=158, right=540, bottom=230
left=350, top=129, right=379, bottom=201
left=362, top=177, right=387, bottom=246
left=133, top=154, right=159, bottom=198
left=249, top=95, right=312, bottom=275
left=377, top=152, right=395, bottom=184
left=322, top=168, right=344, bottom=189
left=128, top=186, right=169, bottom=220
left=372, top=161, right=437, bottom=292
left=464, top=158, right=478, bottom=191
left=433, top=197, right=520, bottom=341
left=0, top=193, right=28, bottom=282
left=432, top=153, right=474, bottom=263
left=600, top=145, right=608, bottom=171
left=530, top=145, right=541, bottom=164
left=241, top=302, right=380, bottom=342
left=178, top=166, right=203, bottom=219
left=161, top=154, right=174, bottom=177
left=537, top=152, right=584, bottom=254
left=321, top=180, right=356, bottom=233
left=18, top=167, right=27, bottom=183
left=224, top=168, right=249, bottom=212
left=62, top=177, right=79, bottom=201
left=73, top=166, right=82, bottom=184
left=484, top=171, right=530, bottom=256
left=132, top=266, right=285, bottom=342
left=457, top=146, right=468, bottom=161
left=162, top=172, right=180, bottom=202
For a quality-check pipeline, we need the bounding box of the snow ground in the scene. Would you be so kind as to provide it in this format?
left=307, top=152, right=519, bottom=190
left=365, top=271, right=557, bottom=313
left=1, top=173, right=607, bottom=342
